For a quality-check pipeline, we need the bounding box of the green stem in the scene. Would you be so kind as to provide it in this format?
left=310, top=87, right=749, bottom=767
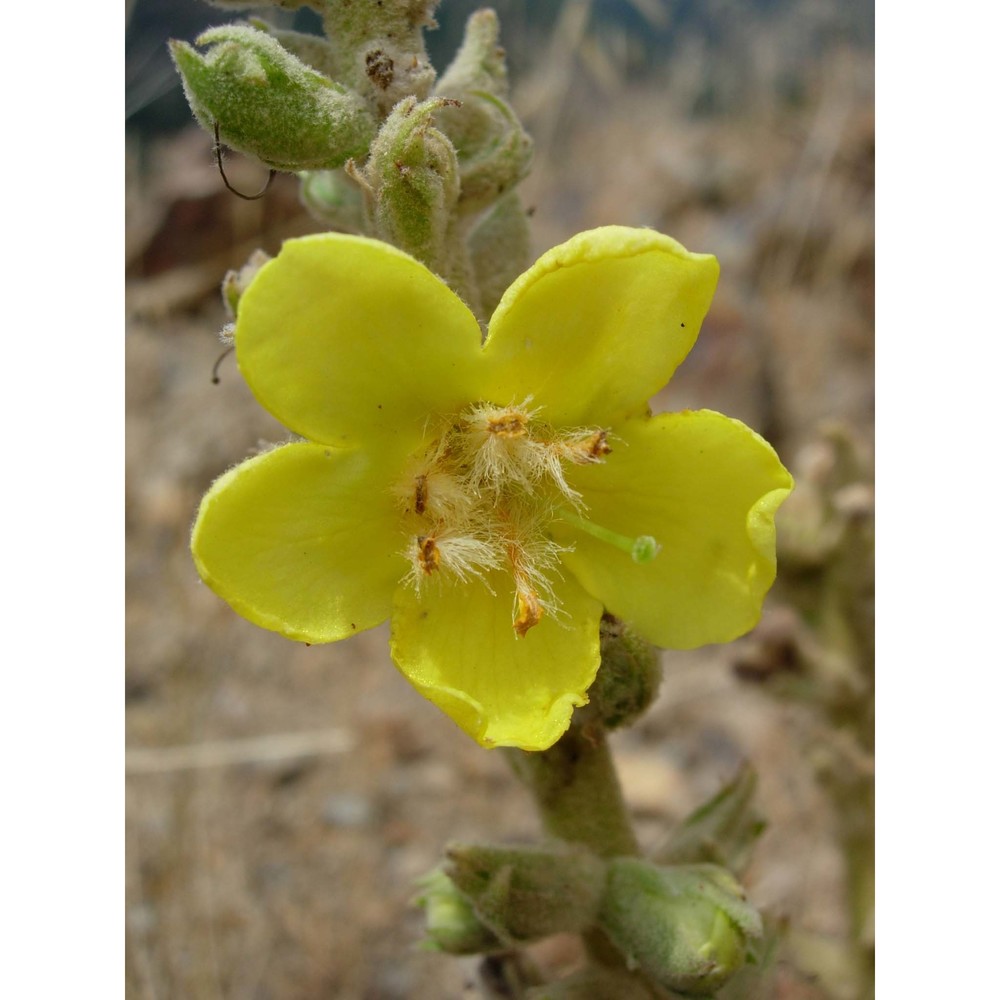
left=504, top=715, right=645, bottom=983
left=503, top=714, right=639, bottom=859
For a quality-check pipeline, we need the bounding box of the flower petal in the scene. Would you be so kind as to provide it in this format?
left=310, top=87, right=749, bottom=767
left=480, top=227, right=719, bottom=426
left=192, top=441, right=408, bottom=642
left=237, top=234, right=485, bottom=446
left=555, top=411, right=793, bottom=649
left=390, top=573, right=603, bottom=750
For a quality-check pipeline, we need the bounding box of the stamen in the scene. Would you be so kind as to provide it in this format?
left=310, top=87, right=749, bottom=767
left=403, top=532, right=502, bottom=592
left=416, top=535, right=441, bottom=575
left=414, top=474, right=428, bottom=515
left=558, top=510, right=661, bottom=564
left=487, top=412, right=528, bottom=437
left=554, top=428, right=612, bottom=464
left=513, top=588, right=544, bottom=638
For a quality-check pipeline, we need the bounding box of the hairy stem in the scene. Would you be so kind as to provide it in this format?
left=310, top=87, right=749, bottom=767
left=503, top=714, right=639, bottom=859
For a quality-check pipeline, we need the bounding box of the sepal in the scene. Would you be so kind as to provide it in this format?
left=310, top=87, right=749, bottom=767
left=654, top=765, right=765, bottom=876
left=444, top=843, right=607, bottom=944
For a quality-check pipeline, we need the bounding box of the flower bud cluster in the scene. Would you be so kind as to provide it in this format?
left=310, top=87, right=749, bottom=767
left=416, top=849, right=762, bottom=995
left=170, top=3, right=535, bottom=322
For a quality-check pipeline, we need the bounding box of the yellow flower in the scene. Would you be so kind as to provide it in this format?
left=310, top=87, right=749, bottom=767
left=191, top=227, right=792, bottom=751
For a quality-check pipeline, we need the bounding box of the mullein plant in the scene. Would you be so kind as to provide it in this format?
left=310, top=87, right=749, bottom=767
left=171, top=2, right=793, bottom=995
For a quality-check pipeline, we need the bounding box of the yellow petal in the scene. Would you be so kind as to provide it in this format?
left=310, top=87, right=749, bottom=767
left=192, top=441, right=407, bottom=642
left=390, top=572, right=603, bottom=750
left=237, top=234, right=486, bottom=447
left=555, top=411, right=793, bottom=649
left=480, top=227, right=719, bottom=426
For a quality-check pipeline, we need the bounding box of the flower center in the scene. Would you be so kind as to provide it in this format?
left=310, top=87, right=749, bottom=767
left=395, top=399, right=618, bottom=636
left=396, top=401, right=663, bottom=637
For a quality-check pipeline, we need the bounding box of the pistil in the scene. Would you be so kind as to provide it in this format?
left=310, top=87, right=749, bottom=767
left=557, top=510, right=661, bottom=564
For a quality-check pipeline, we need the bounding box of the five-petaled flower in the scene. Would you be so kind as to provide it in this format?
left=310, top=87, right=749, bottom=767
left=192, top=227, right=792, bottom=751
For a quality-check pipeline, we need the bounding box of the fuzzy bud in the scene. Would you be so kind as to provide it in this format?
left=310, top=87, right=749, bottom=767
left=598, top=860, right=762, bottom=996
left=434, top=11, right=532, bottom=215
left=169, top=25, right=376, bottom=171
left=588, top=615, right=662, bottom=730
left=298, top=169, right=367, bottom=232
left=413, top=867, right=503, bottom=955
left=360, top=96, right=461, bottom=273
left=444, top=843, right=607, bottom=944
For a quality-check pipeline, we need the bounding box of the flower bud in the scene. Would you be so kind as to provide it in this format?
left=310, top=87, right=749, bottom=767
left=413, top=867, right=502, bottom=955
left=361, top=96, right=461, bottom=274
left=298, top=169, right=367, bottom=233
left=589, top=614, right=662, bottom=730
left=433, top=10, right=533, bottom=214
left=444, top=843, right=607, bottom=944
left=598, top=860, right=762, bottom=996
left=169, top=25, right=376, bottom=171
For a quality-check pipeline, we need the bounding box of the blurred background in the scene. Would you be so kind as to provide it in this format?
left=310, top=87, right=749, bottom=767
left=125, top=1, right=873, bottom=996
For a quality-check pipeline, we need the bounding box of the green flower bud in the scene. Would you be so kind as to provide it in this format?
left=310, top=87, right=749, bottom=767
left=655, top=764, right=766, bottom=875
left=589, top=614, right=662, bottom=730
left=598, top=860, right=762, bottom=996
left=435, top=9, right=510, bottom=98
left=169, top=25, right=377, bottom=171
left=434, top=11, right=533, bottom=215
left=298, top=168, right=367, bottom=233
left=413, top=867, right=503, bottom=955
left=445, top=843, right=607, bottom=944
left=361, top=96, right=462, bottom=278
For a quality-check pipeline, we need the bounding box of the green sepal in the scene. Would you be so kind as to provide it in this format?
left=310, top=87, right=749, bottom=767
left=169, top=24, right=376, bottom=170
left=598, top=860, right=762, bottom=997
left=248, top=17, right=339, bottom=77
left=654, top=764, right=766, bottom=876
left=444, top=842, right=607, bottom=944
